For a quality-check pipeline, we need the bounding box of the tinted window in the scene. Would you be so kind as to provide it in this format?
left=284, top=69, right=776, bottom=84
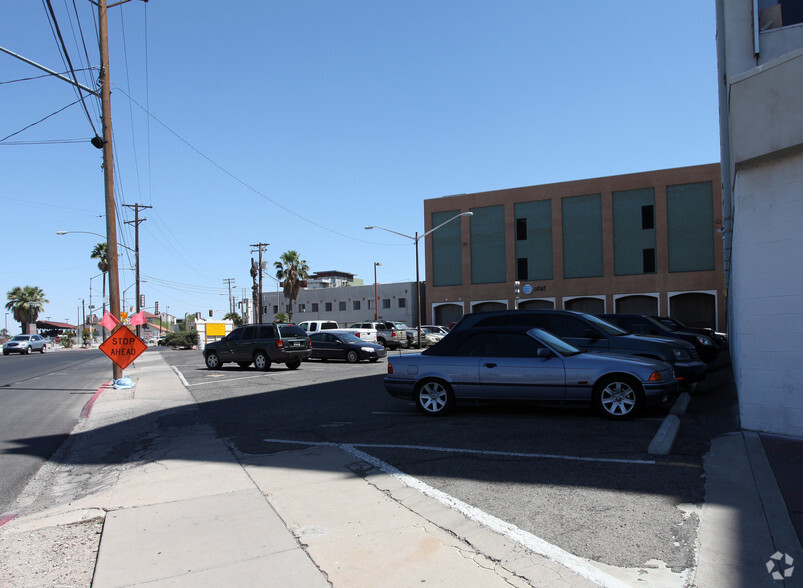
left=227, top=328, right=245, bottom=342
left=277, top=325, right=307, bottom=338
left=310, top=333, right=325, bottom=342
left=455, top=332, right=545, bottom=358
left=551, top=315, right=595, bottom=338
left=242, top=327, right=256, bottom=339
left=258, top=325, right=275, bottom=339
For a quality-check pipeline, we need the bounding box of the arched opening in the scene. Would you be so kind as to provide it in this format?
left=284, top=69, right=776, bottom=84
left=615, top=295, right=658, bottom=315
left=668, top=292, right=717, bottom=329
left=564, top=297, right=604, bottom=314
left=471, top=301, right=507, bottom=313
left=433, top=303, right=464, bottom=326
left=518, top=299, right=555, bottom=310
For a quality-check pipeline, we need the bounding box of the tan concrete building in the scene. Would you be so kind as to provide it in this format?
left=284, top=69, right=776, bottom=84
left=423, top=163, right=725, bottom=330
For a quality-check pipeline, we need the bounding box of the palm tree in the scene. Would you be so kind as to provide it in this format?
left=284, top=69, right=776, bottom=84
left=5, top=286, right=49, bottom=333
left=90, top=242, right=109, bottom=336
left=223, top=312, right=243, bottom=327
left=274, top=250, right=310, bottom=323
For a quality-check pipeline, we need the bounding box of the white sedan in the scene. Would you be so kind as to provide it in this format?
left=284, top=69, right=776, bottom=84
left=3, top=334, right=47, bottom=355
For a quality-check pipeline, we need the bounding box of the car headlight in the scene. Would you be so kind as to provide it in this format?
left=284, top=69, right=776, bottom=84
left=697, top=336, right=714, bottom=346
left=360, top=347, right=374, bottom=353
left=672, top=348, right=692, bottom=361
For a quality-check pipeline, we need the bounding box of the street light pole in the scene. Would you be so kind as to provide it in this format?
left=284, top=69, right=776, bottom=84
left=365, top=211, right=472, bottom=348
left=373, top=262, right=381, bottom=321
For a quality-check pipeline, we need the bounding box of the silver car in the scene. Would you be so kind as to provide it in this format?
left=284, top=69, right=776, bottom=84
left=3, top=334, right=47, bottom=355
left=383, top=327, right=678, bottom=419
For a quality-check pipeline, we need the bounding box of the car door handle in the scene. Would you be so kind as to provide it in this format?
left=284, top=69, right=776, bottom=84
left=483, top=363, right=497, bottom=368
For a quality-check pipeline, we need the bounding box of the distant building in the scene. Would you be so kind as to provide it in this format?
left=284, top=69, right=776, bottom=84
left=305, top=270, right=364, bottom=289
left=423, top=163, right=725, bottom=329
left=260, top=279, right=420, bottom=327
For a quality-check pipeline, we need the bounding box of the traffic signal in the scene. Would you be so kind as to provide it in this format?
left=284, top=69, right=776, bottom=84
left=209, top=309, right=213, bottom=317
left=154, top=301, right=159, bottom=313
left=139, top=294, right=145, bottom=308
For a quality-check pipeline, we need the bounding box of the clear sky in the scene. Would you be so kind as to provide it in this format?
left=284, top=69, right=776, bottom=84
left=1, top=1, right=721, bottom=330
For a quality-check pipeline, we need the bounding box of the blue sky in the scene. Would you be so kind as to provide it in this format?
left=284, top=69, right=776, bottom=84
left=1, top=1, right=721, bottom=330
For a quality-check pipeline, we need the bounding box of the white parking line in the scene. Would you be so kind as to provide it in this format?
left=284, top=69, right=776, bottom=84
left=261, top=437, right=633, bottom=588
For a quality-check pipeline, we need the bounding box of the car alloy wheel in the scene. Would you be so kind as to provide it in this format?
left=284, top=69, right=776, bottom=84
left=25, top=346, right=31, bottom=355
left=254, top=352, right=271, bottom=371
left=595, top=376, right=642, bottom=419
left=205, top=352, right=221, bottom=369
left=415, top=379, right=454, bottom=416
left=345, top=350, right=359, bottom=363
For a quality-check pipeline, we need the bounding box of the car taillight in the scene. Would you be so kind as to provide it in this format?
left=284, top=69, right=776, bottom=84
left=387, top=363, right=394, bottom=374
left=276, top=339, right=284, bottom=349
left=391, top=330, right=396, bottom=336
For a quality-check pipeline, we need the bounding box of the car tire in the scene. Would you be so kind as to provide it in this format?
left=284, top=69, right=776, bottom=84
left=25, top=346, right=31, bottom=355
left=415, top=379, right=454, bottom=416
left=377, top=337, right=387, bottom=348
left=254, top=352, right=271, bottom=371
left=237, top=361, right=251, bottom=369
left=2, top=351, right=8, bottom=356
left=285, top=359, right=301, bottom=370
left=369, top=357, right=379, bottom=363
left=205, top=352, right=222, bottom=369
left=40, top=346, right=46, bottom=353
left=594, top=375, right=643, bottom=420
left=345, top=350, right=359, bottom=363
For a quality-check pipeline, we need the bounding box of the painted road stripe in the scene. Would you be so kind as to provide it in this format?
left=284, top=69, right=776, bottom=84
left=261, top=437, right=632, bottom=588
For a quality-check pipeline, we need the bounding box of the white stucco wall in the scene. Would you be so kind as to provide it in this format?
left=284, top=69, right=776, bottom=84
left=731, top=153, right=803, bottom=437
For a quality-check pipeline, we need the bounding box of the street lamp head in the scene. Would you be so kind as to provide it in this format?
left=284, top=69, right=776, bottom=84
left=56, top=231, right=68, bottom=235
left=365, top=226, right=375, bottom=230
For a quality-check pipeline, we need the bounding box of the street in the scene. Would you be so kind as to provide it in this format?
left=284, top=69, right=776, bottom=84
left=162, top=346, right=737, bottom=573
left=0, top=349, right=111, bottom=514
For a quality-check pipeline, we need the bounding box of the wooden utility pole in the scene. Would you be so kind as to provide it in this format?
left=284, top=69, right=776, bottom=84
left=250, top=243, right=269, bottom=323
left=99, top=0, right=122, bottom=380
left=123, top=203, right=152, bottom=339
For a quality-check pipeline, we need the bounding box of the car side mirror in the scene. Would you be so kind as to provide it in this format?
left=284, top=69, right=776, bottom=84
left=583, top=329, right=600, bottom=339
left=536, top=347, right=551, bottom=358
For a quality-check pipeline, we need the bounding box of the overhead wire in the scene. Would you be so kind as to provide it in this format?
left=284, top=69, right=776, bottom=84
left=41, top=0, right=99, bottom=137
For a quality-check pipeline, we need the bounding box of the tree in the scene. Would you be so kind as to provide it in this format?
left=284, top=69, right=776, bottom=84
left=90, top=242, right=109, bottom=335
left=223, top=312, right=243, bottom=327
left=274, top=250, right=310, bottom=323
left=5, top=286, right=49, bottom=333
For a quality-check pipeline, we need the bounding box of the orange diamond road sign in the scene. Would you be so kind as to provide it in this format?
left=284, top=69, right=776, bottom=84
left=100, top=326, right=147, bottom=370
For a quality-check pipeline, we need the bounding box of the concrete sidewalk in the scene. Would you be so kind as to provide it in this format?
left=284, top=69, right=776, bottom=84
left=1, top=351, right=801, bottom=586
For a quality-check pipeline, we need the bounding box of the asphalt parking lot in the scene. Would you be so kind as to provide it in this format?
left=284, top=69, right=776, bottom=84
left=158, top=346, right=737, bottom=578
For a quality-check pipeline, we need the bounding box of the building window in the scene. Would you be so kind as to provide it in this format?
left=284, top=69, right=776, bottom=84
left=382, top=299, right=391, bottom=309
left=517, top=258, right=529, bottom=280
left=398, top=298, right=406, bottom=308
left=272, top=305, right=278, bottom=314
left=325, top=302, right=333, bottom=312
left=312, top=303, right=319, bottom=312
left=642, top=205, right=654, bottom=230
left=643, top=248, right=656, bottom=273
left=353, top=300, right=360, bottom=310
left=368, top=300, right=373, bottom=309
left=516, top=218, right=527, bottom=240
left=339, top=301, right=346, bottom=311
left=298, top=304, right=306, bottom=312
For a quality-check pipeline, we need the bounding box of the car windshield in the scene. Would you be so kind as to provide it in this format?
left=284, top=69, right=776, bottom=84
left=11, top=335, right=30, bottom=341
left=579, top=313, right=629, bottom=336
left=528, top=328, right=582, bottom=356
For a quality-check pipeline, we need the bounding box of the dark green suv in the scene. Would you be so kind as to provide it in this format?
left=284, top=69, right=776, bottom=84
left=203, top=323, right=311, bottom=370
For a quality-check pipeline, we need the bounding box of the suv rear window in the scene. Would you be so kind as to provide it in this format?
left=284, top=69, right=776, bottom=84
left=276, top=325, right=307, bottom=338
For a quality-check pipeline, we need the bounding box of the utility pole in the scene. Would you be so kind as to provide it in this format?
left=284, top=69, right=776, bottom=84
left=223, top=278, right=236, bottom=314
left=250, top=243, right=269, bottom=323
left=99, top=0, right=122, bottom=380
left=123, top=202, right=151, bottom=340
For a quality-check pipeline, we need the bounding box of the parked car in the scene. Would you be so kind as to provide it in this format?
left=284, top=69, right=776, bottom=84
left=309, top=331, right=386, bottom=363
left=203, top=323, right=311, bottom=370
left=422, top=325, right=450, bottom=335
left=652, top=316, right=728, bottom=349
left=599, top=313, right=719, bottom=363
left=406, top=327, right=444, bottom=348
left=3, top=334, right=47, bottom=355
left=450, top=309, right=707, bottom=385
left=384, top=326, right=678, bottom=418
left=298, top=320, right=378, bottom=343
left=348, top=321, right=407, bottom=349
